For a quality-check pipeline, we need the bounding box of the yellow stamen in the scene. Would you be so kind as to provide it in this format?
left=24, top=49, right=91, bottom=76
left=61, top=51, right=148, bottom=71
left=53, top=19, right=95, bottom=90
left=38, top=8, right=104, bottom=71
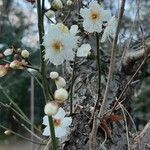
left=53, top=118, right=61, bottom=127
left=52, top=41, right=63, bottom=53
left=90, top=11, right=100, bottom=21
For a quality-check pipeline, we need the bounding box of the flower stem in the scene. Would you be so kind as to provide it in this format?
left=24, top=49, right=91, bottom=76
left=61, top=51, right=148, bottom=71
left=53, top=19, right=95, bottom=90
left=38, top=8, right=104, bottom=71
left=37, top=0, right=57, bottom=149
left=96, top=33, right=101, bottom=102
left=48, top=117, right=58, bottom=149
left=70, top=52, right=77, bottom=115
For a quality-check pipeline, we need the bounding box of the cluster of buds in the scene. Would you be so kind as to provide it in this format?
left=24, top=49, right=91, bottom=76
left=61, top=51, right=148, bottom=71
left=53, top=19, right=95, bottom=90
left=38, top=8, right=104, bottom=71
left=44, top=71, right=68, bottom=116
left=50, top=71, right=66, bottom=89
left=0, top=48, right=30, bottom=77
left=45, top=0, right=72, bottom=20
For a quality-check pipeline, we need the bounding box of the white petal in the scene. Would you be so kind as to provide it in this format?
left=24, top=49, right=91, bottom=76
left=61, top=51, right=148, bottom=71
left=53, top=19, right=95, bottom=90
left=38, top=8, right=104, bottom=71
left=61, top=117, right=72, bottom=127
left=42, top=115, right=49, bottom=126
left=89, top=1, right=100, bottom=10
left=80, top=8, right=89, bottom=18
left=77, top=44, right=91, bottom=57
left=43, top=126, right=50, bottom=136
left=43, top=24, right=78, bottom=66
left=102, top=10, right=111, bottom=21
left=55, top=127, right=68, bottom=138
left=70, top=25, right=79, bottom=35
left=53, top=107, right=66, bottom=120
left=101, top=16, right=117, bottom=43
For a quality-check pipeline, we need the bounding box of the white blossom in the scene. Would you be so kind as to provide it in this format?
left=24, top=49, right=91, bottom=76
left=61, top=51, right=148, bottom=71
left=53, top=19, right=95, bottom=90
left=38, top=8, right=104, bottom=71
left=43, top=108, right=72, bottom=138
left=43, top=24, right=78, bottom=66
left=101, top=16, right=117, bottom=42
left=77, top=44, right=91, bottom=57
left=80, top=1, right=111, bottom=33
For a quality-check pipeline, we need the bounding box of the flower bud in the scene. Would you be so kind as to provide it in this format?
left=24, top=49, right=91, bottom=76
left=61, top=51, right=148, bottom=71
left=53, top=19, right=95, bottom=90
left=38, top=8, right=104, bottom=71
left=55, top=76, right=66, bottom=89
left=0, top=65, right=8, bottom=77
left=4, top=130, right=11, bottom=135
left=54, top=88, right=68, bottom=103
left=51, top=0, right=63, bottom=10
left=0, top=53, right=3, bottom=58
left=67, top=0, right=72, bottom=6
left=21, top=50, right=30, bottom=58
left=46, top=10, right=55, bottom=18
left=44, top=101, right=59, bottom=116
left=21, top=59, right=28, bottom=65
left=3, top=48, right=13, bottom=56
left=50, top=71, right=59, bottom=79
left=10, top=60, right=23, bottom=69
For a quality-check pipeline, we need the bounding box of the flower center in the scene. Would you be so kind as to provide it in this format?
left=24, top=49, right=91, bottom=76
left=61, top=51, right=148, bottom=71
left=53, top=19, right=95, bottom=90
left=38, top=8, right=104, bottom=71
left=90, top=11, right=100, bottom=21
left=52, top=41, right=63, bottom=53
left=53, top=118, right=61, bottom=127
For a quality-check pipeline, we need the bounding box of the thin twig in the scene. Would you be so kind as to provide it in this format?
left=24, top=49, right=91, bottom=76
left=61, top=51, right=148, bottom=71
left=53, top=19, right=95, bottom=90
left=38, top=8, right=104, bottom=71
left=37, top=0, right=57, bottom=149
left=88, top=1, right=126, bottom=149
left=96, top=33, right=101, bottom=103
left=0, top=84, right=29, bottom=120
left=70, top=52, right=77, bottom=115
left=0, top=124, right=46, bottom=145
left=98, top=0, right=126, bottom=119
left=110, top=54, right=150, bottom=115
left=0, top=101, right=41, bottom=133
left=12, top=115, right=43, bottom=141
left=44, top=138, right=52, bottom=150
left=117, top=102, right=130, bottom=150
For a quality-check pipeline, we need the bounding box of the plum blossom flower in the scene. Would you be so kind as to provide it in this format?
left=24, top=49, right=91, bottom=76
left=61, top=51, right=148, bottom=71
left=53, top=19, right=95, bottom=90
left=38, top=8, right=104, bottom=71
left=101, top=16, right=118, bottom=42
left=80, top=1, right=111, bottom=33
left=43, top=107, right=72, bottom=138
left=77, top=44, right=91, bottom=57
left=43, top=23, right=78, bottom=65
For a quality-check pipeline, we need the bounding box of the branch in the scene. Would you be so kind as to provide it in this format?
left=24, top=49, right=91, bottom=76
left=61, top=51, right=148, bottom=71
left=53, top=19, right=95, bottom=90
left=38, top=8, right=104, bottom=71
left=98, top=0, right=126, bottom=119
left=123, top=37, right=150, bottom=66
left=132, top=121, right=150, bottom=150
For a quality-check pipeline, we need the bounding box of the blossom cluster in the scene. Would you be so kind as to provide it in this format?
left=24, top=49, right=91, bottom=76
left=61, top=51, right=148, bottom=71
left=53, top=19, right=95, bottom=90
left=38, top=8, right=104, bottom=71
left=80, top=1, right=117, bottom=42
left=43, top=71, right=72, bottom=138
left=43, top=1, right=117, bottom=66
left=42, top=0, right=118, bottom=138
left=0, top=48, right=30, bottom=77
